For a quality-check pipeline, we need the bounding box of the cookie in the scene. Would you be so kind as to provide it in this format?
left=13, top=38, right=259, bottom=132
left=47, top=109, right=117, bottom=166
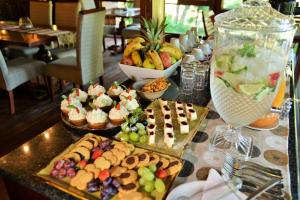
left=119, top=170, right=138, bottom=185
left=166, top=160, right=183, bottom=175
left=122, top=155, right=139, bottom=169
left=77, top=140, right=94, bottom=150
left=94, top=157, right=111, bottom=170
left=118, top=182, right=139, bottom=193
left=156, top=157, right=170, bottom=170
left=63, top=152, right=81, bottom=162
left=114, top=143, right=131, bottom=156
left=85, top=164, right=100, bottom=178
left=110, top=166, right=127, bottom=177
left=70, top=170, right=93, bottom=190
left=111, top=148, right=126, bottom=161
left=102, top=151, right=118, bottom=166
left=137, top=153, right=150, bottom=167
left=123, top=142, right=135, bottom=152
left=118, top=191, right=147, bottom=200
left=72, top=146, right=90, bottom=160
left=148, top=153, right=160, bottom=165
left=86, top=137, right=99, bottom=147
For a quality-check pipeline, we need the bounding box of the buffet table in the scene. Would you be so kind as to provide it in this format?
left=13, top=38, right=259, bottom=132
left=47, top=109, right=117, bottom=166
left=0, top=71, right=297, bottom=199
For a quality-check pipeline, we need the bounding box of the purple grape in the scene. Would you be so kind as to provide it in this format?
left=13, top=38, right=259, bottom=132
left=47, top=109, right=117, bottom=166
left=99, top=140, right=111, bottom=149
left=88, top=179, right=100, bottom=187
left=103, top=177, right=112, bottom=187
left=66, top=168, right=76, bottom=177
left=104, top=145, right=113, bottom=151
left=54, top=160, right=65, bottom=170
left=102, top=195, right=110, bottom=200
left=50, top=169, right=59, bottom=177
left=69, top=161, right=75, bottom=168
left=87, top=185, right=100, bottom=192
left=92, top=147, right=101, bottom=153
left=103, top=187, right=112, bottom=194
left=110, top=187, right=118, bottom=195
left=111, top=179, right=120, bottom=188
left=58, top=168, right=67, bottom=178
left=63, top=161, right=73, bottom=169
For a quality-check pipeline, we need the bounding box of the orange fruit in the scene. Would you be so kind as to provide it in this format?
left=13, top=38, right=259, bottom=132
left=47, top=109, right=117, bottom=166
left=250, top=113, right=279, bottom=128
left=272, top=76, right=286, bottom=108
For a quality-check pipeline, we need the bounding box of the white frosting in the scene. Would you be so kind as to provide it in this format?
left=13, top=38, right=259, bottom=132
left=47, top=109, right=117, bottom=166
left=148, top=131, right=155, bottom=145
left=109, top=105, right=129, bottom=120
left=164, top=132, right=174, bottom=148
left=107, top=86, right=123, bottom=96
left=124, top=99, right=139, bottom=112
left=61, top=97, right=82, bottom=112
left=86, top=109, right=108, bottom=124
left=88, top=84, right=106, bottom=96
left=70, top=89, right=88, bottom=102
left=93, top=94, right=113, bottom=108
left=68, top=108, right=86, bottom=121
left=119, top=89, right=137, bottom=100
left=179, top=121, right=189, bottom=134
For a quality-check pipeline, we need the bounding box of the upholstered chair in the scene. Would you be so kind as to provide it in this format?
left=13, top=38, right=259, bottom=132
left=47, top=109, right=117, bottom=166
left=0, top=52, right=45, bottom=114
left=45, top=8, right=105, bottom=101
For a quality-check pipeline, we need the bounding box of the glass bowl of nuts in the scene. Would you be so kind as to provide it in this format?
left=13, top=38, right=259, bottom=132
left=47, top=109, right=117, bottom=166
left=132, top=78, right=171, bottom=101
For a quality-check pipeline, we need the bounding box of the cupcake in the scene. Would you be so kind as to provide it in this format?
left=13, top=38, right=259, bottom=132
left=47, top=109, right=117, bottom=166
left=121, top=96, right=140, bottom=113
left=88, top=84, right=106, bottom=96
left=109, top=103, right=129, bottom=125
left=92, top=93, right=113, bottom=110
left=119, top=89, right=137, bottom=101
left=107, top=82, right=124, bottom=98
left=69, top=88, right=88, bottom=103
left=68, top=106, right=87, bottom=126
left=86, top=108, right=108, bottom=129
left=60, top=97, right=82, bottom=116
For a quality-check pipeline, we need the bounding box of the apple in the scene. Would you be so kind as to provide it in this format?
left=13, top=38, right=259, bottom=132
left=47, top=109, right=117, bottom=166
left=121, top=56, right=134, bottom=65
left=159, top=52, right=172, bottom=68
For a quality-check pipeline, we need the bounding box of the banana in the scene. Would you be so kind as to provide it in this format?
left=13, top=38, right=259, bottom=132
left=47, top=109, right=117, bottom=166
left=132, top=37, right=145, bottom=44
left=131, top=51, right=143, bottom=67
left=147, top=50, right=164, bottom=70
left=124, top=42, right=144, bottom=57
left=160, top=44, right=183, bottom=60
left=143, top=57, right=155, bottom=69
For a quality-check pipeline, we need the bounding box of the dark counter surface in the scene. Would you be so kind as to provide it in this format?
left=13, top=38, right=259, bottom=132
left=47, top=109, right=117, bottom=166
left=0, top=123, right=78, bottom=200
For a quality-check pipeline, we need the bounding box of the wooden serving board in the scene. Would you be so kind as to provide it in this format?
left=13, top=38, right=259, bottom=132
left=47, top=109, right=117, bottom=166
left=36, top=133, right=183, bottom=200
left=116, top=100, right=209, bottom=158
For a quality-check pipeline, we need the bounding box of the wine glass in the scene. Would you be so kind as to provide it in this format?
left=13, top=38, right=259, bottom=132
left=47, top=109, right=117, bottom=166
left=209, top=0, right=296, bottom=161
left=19, top=17, right=33, bottom=30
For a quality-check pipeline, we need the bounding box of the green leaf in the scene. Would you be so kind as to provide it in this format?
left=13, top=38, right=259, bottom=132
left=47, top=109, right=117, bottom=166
left=113, top=81, right=120, bottom=87
left=61, top=95, right=67, bottom=99
left=238, top=44, right=256, bottom=57
left=67, top=105, right=77, bottom=109
left=89, top=102, right=96, bottom=109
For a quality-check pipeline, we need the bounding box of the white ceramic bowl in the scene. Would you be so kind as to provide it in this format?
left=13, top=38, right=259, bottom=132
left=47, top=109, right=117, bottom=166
left=132, top=79, right=170, bottom=101
left=119, top=59, right=181, bottom=81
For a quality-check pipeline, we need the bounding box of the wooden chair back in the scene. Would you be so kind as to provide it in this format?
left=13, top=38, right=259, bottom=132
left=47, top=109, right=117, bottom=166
left=29, top=0, right=53, bottom=26
left=202, top=10, right=215, bottom=38
left=55, top=1, right=81, bottom=29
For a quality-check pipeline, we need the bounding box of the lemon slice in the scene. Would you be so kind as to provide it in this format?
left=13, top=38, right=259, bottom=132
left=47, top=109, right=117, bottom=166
left=239, top=83, right=264, bottom=96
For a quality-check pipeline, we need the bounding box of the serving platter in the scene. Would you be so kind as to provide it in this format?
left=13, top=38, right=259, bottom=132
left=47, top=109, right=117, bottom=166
left=116, top=100, right=209, bottom=158
left=37, top=133, right=183, bottom=200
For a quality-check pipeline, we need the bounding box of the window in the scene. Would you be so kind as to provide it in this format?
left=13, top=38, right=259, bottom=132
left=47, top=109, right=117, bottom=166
left=221, top=0, right=243, bottom=10
left=165, top=0, right=209, bottom=36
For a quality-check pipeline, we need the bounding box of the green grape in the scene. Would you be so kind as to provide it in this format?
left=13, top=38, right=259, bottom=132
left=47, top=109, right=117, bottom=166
left=154, top=178, right=165, bottom=192
left=139, top=177, right=147, bottom=186
left=139, top=135, right=148, bottom=144
left=138, top=167, right=147, bottom=176
left=118, top=132, right=129, bottom=142
left=138, top=129, right=146, bottom=135
left=121, top=122, right=129, bottom=132
left=149, top=164, right=157, bottom=173
left=129, top=132, right=139, bottom=142
left=144, top=181, right=155, bottom=193
left=144, top=171, right=155, bottom=181
left=136, top=123, right=145, bottom=130
left=124, top=127, right=131, bottom=133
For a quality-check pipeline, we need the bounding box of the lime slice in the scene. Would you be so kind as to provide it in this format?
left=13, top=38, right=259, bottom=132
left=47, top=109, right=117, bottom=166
left=239, top=83, right=264, bottom=96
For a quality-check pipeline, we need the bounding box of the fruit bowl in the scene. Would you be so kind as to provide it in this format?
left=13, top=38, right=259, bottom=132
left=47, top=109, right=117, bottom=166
left=119, top=59, right=181, bottom=81
left=132, top=79, right=170, bottom=101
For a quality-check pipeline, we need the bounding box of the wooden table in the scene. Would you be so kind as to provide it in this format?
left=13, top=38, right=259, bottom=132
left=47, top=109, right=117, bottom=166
left=105, top=8, right=140, bottom=52
left=0, top=29, right=55, bottom=47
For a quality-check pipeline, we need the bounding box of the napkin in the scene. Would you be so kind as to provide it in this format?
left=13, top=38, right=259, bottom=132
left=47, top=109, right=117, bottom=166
left=199, top=169, right=247, bottom=200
